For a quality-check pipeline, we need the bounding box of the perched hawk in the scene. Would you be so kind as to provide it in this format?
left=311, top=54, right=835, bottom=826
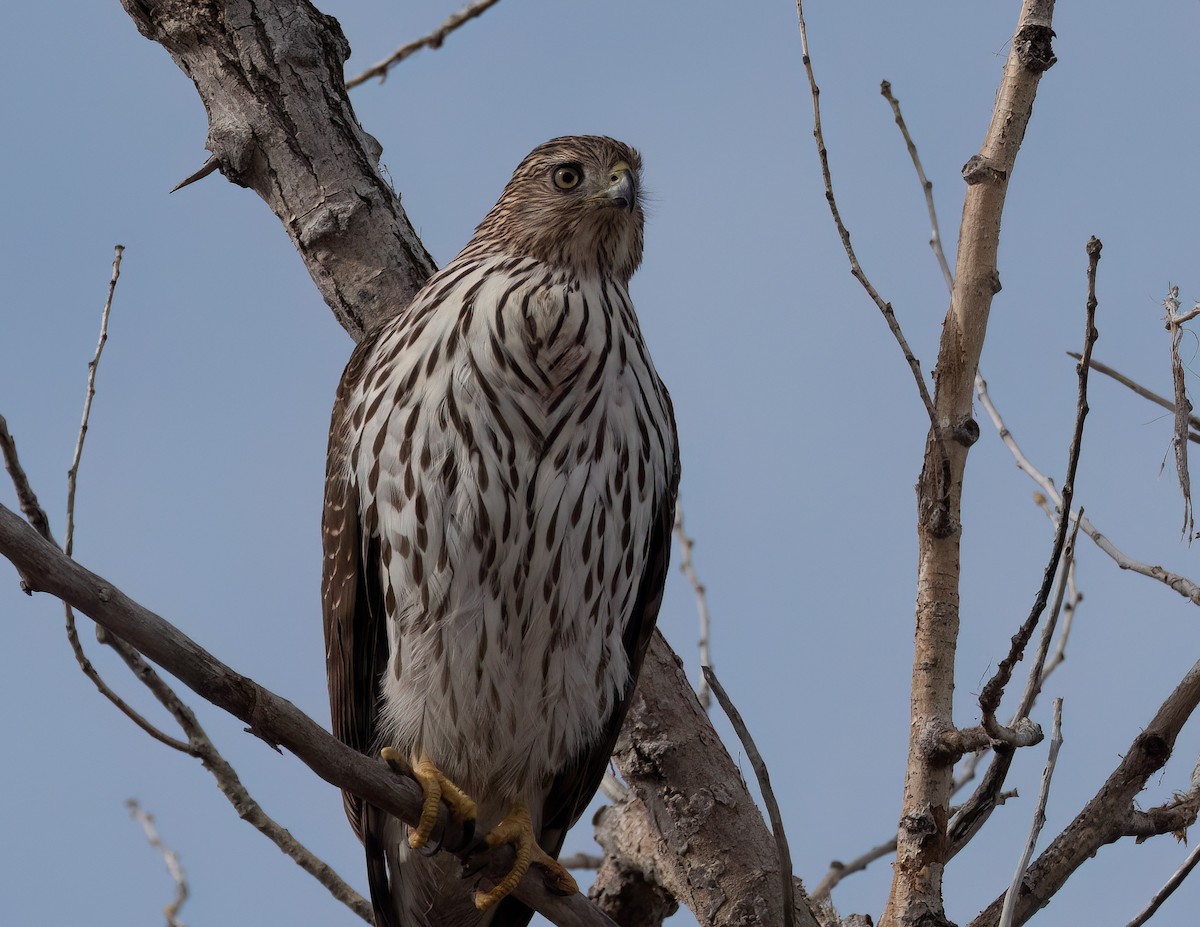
left=322, top=136, right=679, bottom=927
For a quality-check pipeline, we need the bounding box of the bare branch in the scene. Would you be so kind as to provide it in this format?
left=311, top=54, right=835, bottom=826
left=120, top=0, right=437, bottom=340
left=977, top=377, right=1200, bottom=606
left=4, top=257, right=375, bottom=921
left=346, top=0, right=504, bottom=88
left=998, top=699, right=1063, bottom=927
left=127, top=800, right=189, bottom=927
left=1164, top=286, right=1195, bottom=539
left=0, top=502, right=616, bottom=927
left=1018, top=513, right=1081, bottom=718
left=673, top=499, right=712, bottom=709
left=970, top=659, right=1200, bottom=927
left=66, top=244, right=122, bottom=558
left=1126, top=844, right=1200, bottom=927
left=614, top=637, right=822, bottom=927
left=0, top=416, right=53, bottom=548
left=794, top=1, right=951, bottom=507
left=1067, top=353, right=1200, bottom=440
left=703, top=666, right=795, bottom=927
left=879, top=81, right=953, bottom=292
left=978, top=238, right=1099, bottom=743
left=880, top=3, right=1058, bottom=921
left=561, top=853, right=604, bottom=871
left=110, top=641, right=375, bottom=922
left=810, top=837, right=898, bottom=903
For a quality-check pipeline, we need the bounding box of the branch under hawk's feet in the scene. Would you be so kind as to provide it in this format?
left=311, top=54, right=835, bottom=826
left=381, top=748, right=477, bottom=851
left=470, top=801, right=578, bottom=911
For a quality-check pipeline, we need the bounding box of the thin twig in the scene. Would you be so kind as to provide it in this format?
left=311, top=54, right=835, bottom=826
left=1126, top=843, right=1200, bottom=927
left=1, top=504, right=615, bottom=927
left=879, top=80, right=953, bottom=292
left=810, top=786, right=1019, bottom=901
left=1164, top=286, right=1195, bottom=540
left=22, top=247, right=375, bottom=923
left=1015, top=512, right=1083, bottom=720
left=1031, top=494, right=1083, bottom=685
left=1067, top=352, right=1200, bottom=440
left=703, top=666, right=794, bottom=927
left=977, top=377, right=1200, bottom=606
left=997, top=699, right=1064, bottom=927
left=127, top=800, right=189, bottom=927
left=170, top=157, right=219, bottom=193
left=0, top=416, right=53, bottom=547
left=54, top=248, right=191, bottom=749
left=977, top=238, right=1100, bottom=742
left=346, top=0, right=504, bottom=88
left=673, top=499, right=712, bottom=709
left=66, top=245, right=122, bottom=558
left=794, top=2, right=951, bottom=506
left=560, top=853, right=605, bottom=871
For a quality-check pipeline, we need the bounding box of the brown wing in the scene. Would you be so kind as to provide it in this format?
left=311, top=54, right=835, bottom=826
left=322, top=336, right=397, bottom=926
left=492, top=403, right=680, bottom=927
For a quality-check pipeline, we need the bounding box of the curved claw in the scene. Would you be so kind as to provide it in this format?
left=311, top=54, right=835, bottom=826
left=379, top=748, right=477, bottom=852
left=471, top=802, right=579, bottom=911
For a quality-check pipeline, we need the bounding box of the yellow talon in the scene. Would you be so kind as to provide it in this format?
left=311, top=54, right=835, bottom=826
left=380, top=748, right=477, bottom=850
left=473, top=801, right=579, bottom=910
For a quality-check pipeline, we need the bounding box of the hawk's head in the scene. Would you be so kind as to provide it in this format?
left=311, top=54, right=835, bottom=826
left=469, top=136, right=644, bottom=283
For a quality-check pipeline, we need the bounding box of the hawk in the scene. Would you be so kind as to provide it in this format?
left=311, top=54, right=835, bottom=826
left=322, top=136, right=679, bottom=927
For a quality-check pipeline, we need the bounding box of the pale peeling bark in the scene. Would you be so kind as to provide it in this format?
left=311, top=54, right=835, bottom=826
left=112, top=2, right=814, bottom=926
left=881, top=4, right=1057, bottom=926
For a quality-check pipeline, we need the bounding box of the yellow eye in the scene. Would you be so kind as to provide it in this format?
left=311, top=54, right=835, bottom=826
left=553, top=165, right=582, bottom=190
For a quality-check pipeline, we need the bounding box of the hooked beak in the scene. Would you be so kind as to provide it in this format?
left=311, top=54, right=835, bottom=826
left=601, top=161, right=638, bottom=212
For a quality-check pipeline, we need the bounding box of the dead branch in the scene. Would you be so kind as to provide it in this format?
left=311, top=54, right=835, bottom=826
left=1126, top=844, right=1200, bottom=927
left=704, top=667, right=795, bottom=927
left=0, top=500, right=615, bottom=927
left=1164, top=286, right=1196, bottom=539
left=127, top=800, right=189, bottom=927
left=879, top=3, right=1058, bottom=924
left=1067, top=353, right=1200, bottom=441
left=0, top=417, right=53, bottom=549
left=997, top=699, right=1063, bottom=927
left=879, top=80, right=953, bottom=292
left=65, top=244, right=122, bottom=556
left=794, top=1, right=951, bottom=502
left=969, top=659, right=1200, bottom=927
left=950, top=236, right=1100, bottom=861
left=346, top=0, right=504, bottom=88
left=674, top=499, right=713, bottom=708
left=977, top=376, right=1200, bottom=605
left=119, top=0, right=436, bottom=341
left=611, top=638, right=821, bottom=927
left=110, top=4, right=817, bottom=925
left=977, top=238, right=1099, bottom=744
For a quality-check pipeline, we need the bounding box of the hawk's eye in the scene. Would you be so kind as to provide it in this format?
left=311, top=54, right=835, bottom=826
left=553, top=165, right=582, bottom=190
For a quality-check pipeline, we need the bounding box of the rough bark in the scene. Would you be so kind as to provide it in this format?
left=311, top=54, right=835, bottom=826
left=881, top=4, right=1057, bottom=926
left=613, top=636, right=822, bottom=927
left=0, top=502, right=611, bottom=927
left=99, top=2, right=814, bottom=925
left=119, top=0, right=436, bottom=340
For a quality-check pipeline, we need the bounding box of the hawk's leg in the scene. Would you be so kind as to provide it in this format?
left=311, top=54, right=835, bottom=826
left=380, top=747, right=477, bottom=850
left=472, top=800, right=579, bottom=911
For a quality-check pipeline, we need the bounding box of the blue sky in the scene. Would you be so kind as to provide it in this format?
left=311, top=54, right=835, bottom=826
left=3, top=2, right=1200, bottom=926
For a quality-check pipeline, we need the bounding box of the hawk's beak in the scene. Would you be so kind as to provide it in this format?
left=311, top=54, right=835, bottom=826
left=602, top=162, right=638, bottom=212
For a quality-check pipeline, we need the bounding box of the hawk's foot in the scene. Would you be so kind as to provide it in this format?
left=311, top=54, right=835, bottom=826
left=472, top=801, right=579, bottom=911
left=380, top=748, right=477, bottom=851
